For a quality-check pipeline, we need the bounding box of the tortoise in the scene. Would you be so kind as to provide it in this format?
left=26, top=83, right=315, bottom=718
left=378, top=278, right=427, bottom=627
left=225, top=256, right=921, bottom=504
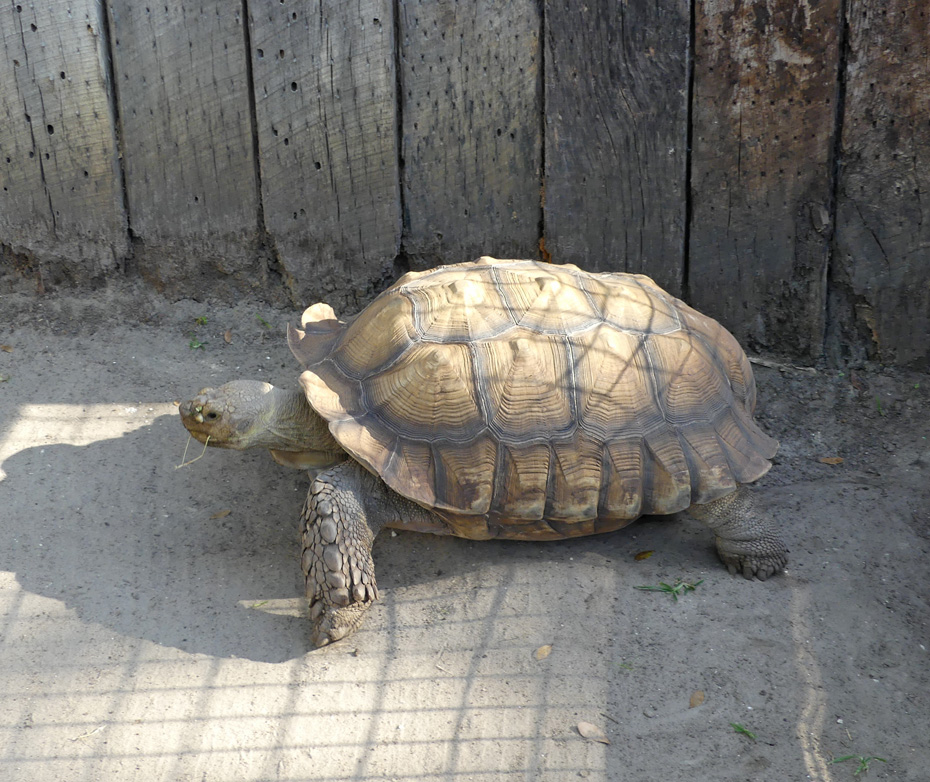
left=180, top=257, right=786, bottom=646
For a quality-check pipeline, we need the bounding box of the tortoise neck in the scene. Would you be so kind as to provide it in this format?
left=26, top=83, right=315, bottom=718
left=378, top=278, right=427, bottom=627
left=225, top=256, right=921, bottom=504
left=262, top=387, right=343, bottom=457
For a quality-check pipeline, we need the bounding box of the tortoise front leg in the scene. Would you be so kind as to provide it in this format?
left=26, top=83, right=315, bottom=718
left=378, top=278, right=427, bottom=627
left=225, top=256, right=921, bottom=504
left=689, top=486, right=788, bottom=580
left=301, top=461, right=385, bottom=646
left=301, top=460, right=440, bottom=646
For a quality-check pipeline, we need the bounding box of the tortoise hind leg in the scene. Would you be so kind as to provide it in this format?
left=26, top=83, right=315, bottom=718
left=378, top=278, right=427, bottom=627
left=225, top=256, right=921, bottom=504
left=689, top=487, right=788, bottom=580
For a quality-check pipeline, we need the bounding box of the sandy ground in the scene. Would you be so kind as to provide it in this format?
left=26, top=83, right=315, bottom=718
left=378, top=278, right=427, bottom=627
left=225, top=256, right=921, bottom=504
left=1, top=286, right=928, bottom=782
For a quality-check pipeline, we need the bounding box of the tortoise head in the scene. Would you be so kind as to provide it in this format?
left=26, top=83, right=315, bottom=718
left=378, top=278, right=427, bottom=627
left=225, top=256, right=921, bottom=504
left=179, top=379, right=346, bottom=468
left=179, top=380, right=278, bottom=450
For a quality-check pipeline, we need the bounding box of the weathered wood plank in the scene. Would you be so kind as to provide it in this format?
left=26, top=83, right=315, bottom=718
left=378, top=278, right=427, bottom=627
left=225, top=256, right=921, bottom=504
left=689, top=0, right=841, bottom=360
left=398, top=0, right=542, bottom=268
left=831, top=0, right=930, bottom=368
left=107, top=2, right=259, bottom=294
left=249, top=0, right=400, bottom=312
left=0, top=1, right=126, bottom=285
left=543, top=0, right=689, bottom=295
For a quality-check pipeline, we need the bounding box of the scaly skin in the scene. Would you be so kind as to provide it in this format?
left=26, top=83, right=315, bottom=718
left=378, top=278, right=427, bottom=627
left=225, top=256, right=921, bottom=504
left=300, top=460, right=441, bottom=646
left=689, top=487, right=788, bottom=580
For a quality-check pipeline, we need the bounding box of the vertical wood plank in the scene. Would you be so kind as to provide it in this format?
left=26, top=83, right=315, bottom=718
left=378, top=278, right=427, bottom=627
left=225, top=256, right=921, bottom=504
left=249, top=0, right=400, bottom=312
left=543, top=0, right=690, bottom=295
left=689, top=0, right=841, bottom=359
left=831, top=0, right=930, bottom=368
left=0, top=1, right=126, bottom=284
left=398, top=0, right=542, bottom=268
left=107, top=2, right=259, bottom=294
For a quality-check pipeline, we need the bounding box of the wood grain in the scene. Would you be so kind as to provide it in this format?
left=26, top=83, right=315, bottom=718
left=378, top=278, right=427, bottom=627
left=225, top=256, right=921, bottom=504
left=398, top=0, right=542, bottom=268
left=543, top=0, right=690, bottom=295
left=831, top=0, right=930, bottom=368
left=689, top=0, right=842, bottom=360
left=249, top=0, right=401, bottom=312
left=0, top=1, right=126, bottom=284
left=0, top=1, right=925, bottom=369
left=107, top=2, right=259, bottom=292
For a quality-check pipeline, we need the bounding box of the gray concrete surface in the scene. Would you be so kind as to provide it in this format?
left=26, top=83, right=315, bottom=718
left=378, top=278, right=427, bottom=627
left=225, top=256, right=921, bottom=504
left=1, top=290, right=927, bottom=781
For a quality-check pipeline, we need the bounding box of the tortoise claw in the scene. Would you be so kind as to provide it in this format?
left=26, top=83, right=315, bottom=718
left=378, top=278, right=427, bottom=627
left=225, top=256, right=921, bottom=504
left=309, top=600, right=373, bottom=648
left=718, top=551, right=784, bottom=581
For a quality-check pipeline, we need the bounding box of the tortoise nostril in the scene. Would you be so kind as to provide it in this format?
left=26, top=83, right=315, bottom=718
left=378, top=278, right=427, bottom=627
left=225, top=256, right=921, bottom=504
left=205, top=411, right=219, bottom=420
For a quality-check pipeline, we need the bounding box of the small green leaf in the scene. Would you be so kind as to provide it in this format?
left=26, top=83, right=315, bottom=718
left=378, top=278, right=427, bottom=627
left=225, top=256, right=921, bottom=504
left=634, top=579, right=704, bottom=601
left=829, top=754, right=887, bottom=776
left=730, top=723, right=756, bottom=741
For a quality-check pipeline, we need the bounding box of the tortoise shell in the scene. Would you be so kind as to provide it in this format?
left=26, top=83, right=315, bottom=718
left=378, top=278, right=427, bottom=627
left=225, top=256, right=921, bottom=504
left=287, top=257, right=777, bottom=541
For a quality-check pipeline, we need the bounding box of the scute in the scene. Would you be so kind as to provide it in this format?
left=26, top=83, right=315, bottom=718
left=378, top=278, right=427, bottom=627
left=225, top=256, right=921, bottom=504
left=404, top=269, right=513, bottom=341
left=479, top=328, right=576, bottom=439
left=492, top=263, right=601, bottom=333
left=290, top=258, right=778, bottom=539
left=583, top=272, right=682, bottom=335
left=574, top=325, right=659, bottom=440
left=365, top=342, right=484, bottom=441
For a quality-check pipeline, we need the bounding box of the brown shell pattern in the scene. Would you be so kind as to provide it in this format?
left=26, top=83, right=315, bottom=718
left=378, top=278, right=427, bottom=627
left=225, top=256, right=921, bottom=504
left=288, top=257, right=778, bottom=541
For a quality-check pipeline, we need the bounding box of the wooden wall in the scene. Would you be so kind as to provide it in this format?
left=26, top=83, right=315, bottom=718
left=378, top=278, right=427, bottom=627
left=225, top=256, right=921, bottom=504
left=689, top=0, right=841, bottom=359
left=0, top=0, right=927, bottom=368
left=831, top=0, right=930, bottom=367
left=0, top=2, right=126, bottom=283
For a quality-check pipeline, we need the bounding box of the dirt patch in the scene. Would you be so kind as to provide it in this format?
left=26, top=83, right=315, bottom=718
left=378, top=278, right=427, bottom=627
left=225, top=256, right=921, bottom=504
left=1, top=286, right=927, bottom=781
